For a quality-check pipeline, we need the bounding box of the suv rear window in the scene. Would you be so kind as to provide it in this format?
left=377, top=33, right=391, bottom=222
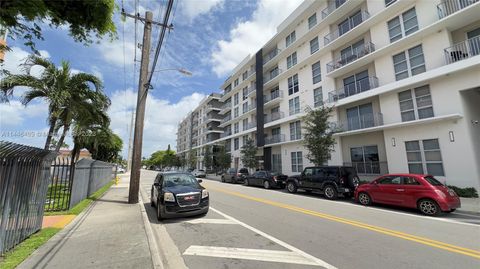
left=239, top=168, right=248, bottom=173
left=424, top=176, right=444, bottom=186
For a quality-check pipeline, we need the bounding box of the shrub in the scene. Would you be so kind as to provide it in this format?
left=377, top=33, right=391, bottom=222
left=447, top=185, right=478, bottom=198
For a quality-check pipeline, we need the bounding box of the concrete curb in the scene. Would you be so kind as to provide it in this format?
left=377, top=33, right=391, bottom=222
left=138, top=192, right=164, bottom=269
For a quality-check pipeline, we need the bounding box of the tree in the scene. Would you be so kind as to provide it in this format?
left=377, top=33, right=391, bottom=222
left=0, top=0, right=116, bottom=53
left=203, top=145, right=214, bottom=171
left=187, top=149, right=197, bottom=169
left=84, top=131, right=123, bottom=163
left=49, top=137, right=68, bottom=150
left=215, top=146, right=231, bottom=172
left=302, top=106, right=336, bottom=166
left=240, top=138, right=257, bottom=170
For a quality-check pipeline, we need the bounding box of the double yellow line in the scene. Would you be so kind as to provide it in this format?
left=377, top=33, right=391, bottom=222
left=206, top=184, right=480, bottom=259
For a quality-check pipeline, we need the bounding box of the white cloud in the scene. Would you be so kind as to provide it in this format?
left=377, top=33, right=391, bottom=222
left=108, top=89, right=205, bottom=157
left=210, top=0, right=304, bottom=76
left=0, top=100, right=48, bottom=127
left=2, top=46, right=50, bottom=76
left=179, top=0, right=224, bottom=22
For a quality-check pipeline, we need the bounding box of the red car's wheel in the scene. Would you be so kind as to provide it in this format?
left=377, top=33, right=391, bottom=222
left=418, top=199, right=440, bottom=216
left=358, top=192, right=371, bottom=206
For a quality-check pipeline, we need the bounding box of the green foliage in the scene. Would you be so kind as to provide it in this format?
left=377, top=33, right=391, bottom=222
left=302, top=106, right=336, bottom=166
left=49, top=137, right=68, bottom=150
left=203, top=145, right=214, bottom=171
left=240, top=138, right=257, bottom=170
left=0, top=0, right=117, bottom=53
left=187, top=149, right=197, bottom=169
left=145, top=145, right=179, bottom=168
left=215, top=146, right=231, bottom=171
left=447, top=185, right=478, bottom=198
left=82, top=132, right=123, bottom=163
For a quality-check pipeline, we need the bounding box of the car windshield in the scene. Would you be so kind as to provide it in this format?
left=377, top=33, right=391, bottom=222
left=424, top=176, right=444, bottom=186
left=163, top=174, right=199, bottom=188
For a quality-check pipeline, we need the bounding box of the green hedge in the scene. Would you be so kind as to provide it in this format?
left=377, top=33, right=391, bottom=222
left=447, top=185, right=478, bottom=198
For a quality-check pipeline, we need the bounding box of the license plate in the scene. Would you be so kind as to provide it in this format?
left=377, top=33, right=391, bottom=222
left=184, top=196, right=195, bottom=201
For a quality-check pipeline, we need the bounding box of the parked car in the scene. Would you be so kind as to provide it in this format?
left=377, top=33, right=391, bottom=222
left=192, top=169, right=206, bottom=178
left=221, top=168, right=249, bottom=183
left=285, top=166, right=360, bottom=199
left=244, top=170, right=288, bottom=189
left=354, top=174, right=460, bottom=216
left=150, top=172, right=209, bottom=220
left=117, top=166, right=125, bottom=174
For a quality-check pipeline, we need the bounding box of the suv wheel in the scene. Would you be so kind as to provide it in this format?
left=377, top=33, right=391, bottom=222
left=286, top=182, right=297, bottom=193
left=156, top=199, right=164, bottom=221
left=323, top=185, right=338, bottom=200
left=418, top=199, right=440, bottom=216
left=358, top=192, right=371, bottom=206
left=263, top=180, right=270, bottom=189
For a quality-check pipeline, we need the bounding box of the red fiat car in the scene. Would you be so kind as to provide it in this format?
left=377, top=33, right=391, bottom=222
left=354, top=174, right=460, bottom=216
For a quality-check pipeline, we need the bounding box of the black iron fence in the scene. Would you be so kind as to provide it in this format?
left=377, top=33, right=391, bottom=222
left=0, top=141, right=57, bottom=254
left=44, top=157, right=73, bottom=212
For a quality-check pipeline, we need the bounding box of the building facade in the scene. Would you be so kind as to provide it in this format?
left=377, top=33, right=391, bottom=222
left=178, top=0, right=480, bottom=189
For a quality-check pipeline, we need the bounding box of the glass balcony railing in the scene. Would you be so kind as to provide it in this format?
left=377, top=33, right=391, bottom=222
left=264, top=91, right=283, bottom=104
left=263, top=48, right=281, bottom=65
left=220, top=129, right=232, bottom=138
left=243, top=103, right=257, bottom=114
left=246, top=121, right=257, bottom=130
left=265, top=134, right=286, bottom=145
left=221, top=115, right=232, bottom=124
left=335, top=112, right=384, bottom=132
left=437, top=0, right=479, bottom=19
left=321, top=0, right=347, bottom=19
left=324, top=10, right=369, bottom=45
left=264, top=112, right=285, bottom=123
left=264, top=68, right=282, bottom=84
left=326, top=42, right=375, bottom=73
left=444, top=36, right=480, bottom=64
left=328, top=76, right=379, bottom=102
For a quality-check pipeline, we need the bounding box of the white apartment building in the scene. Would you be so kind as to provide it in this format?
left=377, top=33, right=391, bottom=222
left=178, top=0, right=480, bottom=189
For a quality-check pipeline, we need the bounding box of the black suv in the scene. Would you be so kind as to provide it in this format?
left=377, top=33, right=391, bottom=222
left=285, top=166, right=360, bottom=199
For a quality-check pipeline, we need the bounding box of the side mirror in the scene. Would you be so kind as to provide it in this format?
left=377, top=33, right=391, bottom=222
left=197, top=179, right=203, bottom=183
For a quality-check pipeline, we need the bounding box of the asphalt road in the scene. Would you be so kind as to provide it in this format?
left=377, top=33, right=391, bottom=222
left=139, top=170, right=480, bottom=269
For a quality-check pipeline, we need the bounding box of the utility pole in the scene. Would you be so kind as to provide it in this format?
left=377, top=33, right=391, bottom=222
left=128, top=11, right=153, bottom=204
left=126, top=111, right=135, bottom=172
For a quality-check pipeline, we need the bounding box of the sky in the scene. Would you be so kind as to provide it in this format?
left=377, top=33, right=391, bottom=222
left=0, top=0, right=304, bottom=158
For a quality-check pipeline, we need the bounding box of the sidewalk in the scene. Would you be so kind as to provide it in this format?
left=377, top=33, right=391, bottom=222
left=18, top=175, right=155, bottom=269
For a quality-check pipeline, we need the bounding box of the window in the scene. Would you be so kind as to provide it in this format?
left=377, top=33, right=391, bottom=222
left=242, top=102, right=248, bottom=114
left=312, top=61, right=321, bottom=84
left=242, top=87, right=248, bottom=100
left=272, top=127, right=281, bottom=137
left=350, top=145, right=380, bottom=174
left=242, top=71, right=248, bottom=80
left=310, top=37, right=319, bottom=54
left=398, top=85, right=433, bottom=122
left=385, top=0, right=397, bottom=7
left=289, top=121, right=301, bottom=140
left=287, top=52, right=297, bottom=69
left=338, top=10, right=362, bottom=36
left=308, top=13, right=317, bottom=29
left=388, top=8, right=418, bottom=43
left=393, top=44, right=425, bottom=80
left=378, top=176, right=402, bottom=185
left=234, top=93, right=239, bottom=105
left=346, top=103, right=374, bottom=130
left=272, top=154, right=282, bottom=173
left=234, top=138, right=239, bottom=150
left=289, top=96, right=300, bottom=115
left=342, top=70, right=370, bottom=97
left=242, top=118, right=248, bottom=130
left=291, top=151, right=303, bottom=172
left=242, top=135, right=248, bottom=146
left=288, top=74, right=299, bottom=95
left=405, top=139, right=444, bottom=176
left=314, top=87, right=323, bottom=107
left=403, top=177, right=420, bottom=185
left=234, top=122, right=239, bottom=134
left=234, top=78, right=239, bottom=87
left=340, top=39, right=364, bottom=62
left=286, top=31, right=296, bottom=47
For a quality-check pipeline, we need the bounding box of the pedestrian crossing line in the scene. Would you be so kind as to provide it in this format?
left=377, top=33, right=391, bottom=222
left=183, top=246, right=322, bottom=266
left=185, top=218, right=237, bottom=224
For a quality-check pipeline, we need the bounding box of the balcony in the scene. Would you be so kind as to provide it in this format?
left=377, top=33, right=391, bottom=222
left=246, top=85, right=256, bottom=97
left=321, top=0, right=347, bottom=19
left=263, top=48, right=281, bottom=65
left=205, top=104, right=221, bottom=111
left=264, top=68, right=282, bottom=84
left=265, top=134, right=286, bottom=145
left=444, top=36, right=480, bottom=64
left=264, top=112, right=285, bottom=123
left=324, top=10, right=370, bottom=45
left=243, top=103, right=257, bottom=114
left=335, top=112, right=384, bottom=132
left=343, top=161, right=388, bottom=175
left=219, top=102, right=232, bottom=115
left=289, top=107, right=301, bottom=116
left=437, top=0, right=479, bottom=19
left=264, top=91, right=283, bottom=105
left=203, top=126, right=223, bottom=133
left=203, top=114, right=223, bottom=122
left=328, top=76, right=379, bottom=102
left=220, top=115, right=232, bottom=125
left=326, top=42, right=375, bottom=73
left=220, top=129, right=232, bottom=138
left=246, top=121, right=257, bottom=130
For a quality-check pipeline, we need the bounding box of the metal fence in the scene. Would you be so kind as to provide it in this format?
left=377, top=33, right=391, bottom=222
left=44, top=157, right=74, bottom=212
left=0, top=141, right=57, bottom=254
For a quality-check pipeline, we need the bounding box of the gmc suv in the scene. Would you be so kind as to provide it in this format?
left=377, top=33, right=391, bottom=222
left=285, top=166, right=360, bottom=199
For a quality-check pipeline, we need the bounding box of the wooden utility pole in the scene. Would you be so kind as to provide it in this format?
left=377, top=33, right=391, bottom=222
left=126, top=111, right=135, bottom=172
left=128, top=11, right=153, bottom=204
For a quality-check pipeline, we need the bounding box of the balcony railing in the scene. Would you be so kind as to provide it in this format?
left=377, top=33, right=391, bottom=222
left=437, top=0, right=479, bottom=19
left=444, top=36, right=480, bottom=64
left=326, top=42, right=375, bottom=73
left=203, top=114, right=223, bottom=122
left=264, top=112, right=285, bottom=123
left=264, top=91, right=283, bottom=104
left=328, top=76, right=379, bottom=102
left=264, top=68, right=282, bottom=84
left=265, top=134, right=286, bottom=145
left=343, top=161, right=388, bottom=175
left=206, top=104, right=221, bottom=111
left=246, top=85, right=256, bottom=97
left=263, top=48, right=281, bottom=65
left=335, top=112, right=384, bottom=132
left=220, top=129, right=232, bottom=138
left=246, top=121, right=257, bottom=130
left=221, top=115, right=232, bottom=124
left=243, top=103, right=257, bottom=114
left=321, top=0, right=347, bottom=19
left=324, top=10, right=370, bottom=45
left=289, top=107, right=301, bottom=116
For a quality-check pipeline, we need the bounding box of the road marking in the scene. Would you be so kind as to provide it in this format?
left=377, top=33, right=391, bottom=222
left=184, top=246, right=323, bottom=266
left=210, top=207, right=337, bottom=269
left=185, top=218, right=237, bottom=224
left=207, top=185, right=480, bottom=260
